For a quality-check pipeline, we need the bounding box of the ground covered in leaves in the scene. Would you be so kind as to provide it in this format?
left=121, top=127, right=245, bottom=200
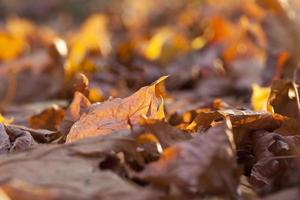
left=0, top=0, right=300, bottom=199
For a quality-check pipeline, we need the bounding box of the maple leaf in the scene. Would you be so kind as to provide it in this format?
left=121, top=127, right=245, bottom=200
left=66, top=76, right=168, bottom=143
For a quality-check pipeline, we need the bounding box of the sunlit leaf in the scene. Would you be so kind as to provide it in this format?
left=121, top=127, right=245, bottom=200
left=0, top=32, right=26, bottom=61
left=65, top=14, right=111, bottom=78
left=0, top=114, right=13, bottom=125
left=88, top=87, right=103, bottom=102
left=251, top=84, right=271, bottom=111
left=143, top=27, right=190, bottom=62
left=144, top=28, right=172, bottom=60
left=6, top=18, right=36, bottom=39
left=191, top=36, right=206, bottom=50
left=267, top=80, right=300, bottom=118
left=66, top=76, right=168, bottom=143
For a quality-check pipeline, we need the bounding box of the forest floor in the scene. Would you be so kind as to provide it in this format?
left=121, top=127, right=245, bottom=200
left=0, top=0, right=299, bottom=199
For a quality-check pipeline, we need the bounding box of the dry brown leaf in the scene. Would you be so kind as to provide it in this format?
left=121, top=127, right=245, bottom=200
left=66, top=76, right=168, bottom=143
left=250, top=131, right=280, bottom=188
left=72, top=73, right=90, bottom=96
left=29, top=105, right=65, bottom=130
left=136, top=124, right=240, bottom=198
left=275, top=117, right=300, bottom=136
left=249, top=131, right=300, bottom=192
left=0, top=50, right=63, bottom=104
left=0, top=124, right=10, bottom=153
left=6, top=124, right=61, bottom=143
left=267, top=79, right=300, bottom=118
left=188, top=109, right=283, bottom=132
left=139, top=118, right=192, bottom=149
left=0, top=132, right=161, bottom=200
left=59, top=91, right=91, bottom=137
left=0, top=1, right=300, bottom=199
left=0, top=123, right=36, bottom=153
left=262, top=187, right=300, bottom=200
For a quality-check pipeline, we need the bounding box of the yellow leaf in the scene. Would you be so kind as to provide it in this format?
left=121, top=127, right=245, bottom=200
left=191, top=36, right=206, bottom=50
left=0, top=32, right=26, bottom=61
left=154, top=96, right=165, bottom=120
left=66, top=14, right=111, bottom=78
left=251, top=84, right=271, bottom=111
left=137, top=133, right=163, bottom=154
left=88, top=88, right=103, bottom=102
left=6, top=17, right=35, bottom=39
left=0, top=114, right=13, bottom=124
left=0, top=18, right=39, bottom=61
left=144, top=28, right=172, bottom=60
left=143, top=27, right=190, bottom=62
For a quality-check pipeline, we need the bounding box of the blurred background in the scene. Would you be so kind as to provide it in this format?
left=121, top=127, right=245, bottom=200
left=0, top=0, right=300, bottom=124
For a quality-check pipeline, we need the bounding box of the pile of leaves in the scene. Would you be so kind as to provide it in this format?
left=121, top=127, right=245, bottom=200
left=0, top=0, right=300, bottom=199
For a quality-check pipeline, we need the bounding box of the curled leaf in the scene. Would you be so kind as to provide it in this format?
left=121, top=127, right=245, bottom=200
left=187, top=109, right=283, bottom=132
left=267, top=80, right=300, bottom=118
left=66, top=76, right=168, bottom=143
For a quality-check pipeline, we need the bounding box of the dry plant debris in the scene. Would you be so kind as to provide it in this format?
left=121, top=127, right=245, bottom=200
left=0, top=0, right=299, bottom=199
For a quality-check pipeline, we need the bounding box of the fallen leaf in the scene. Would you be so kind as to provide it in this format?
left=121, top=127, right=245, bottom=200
left=0, top=114, right=13, bottom=124
left=262, top=187, right=300, bottom=200
left=139, top=118, right=192, bottom=149
left=0, top=31, right=26, bottom=61
left=6, top=124, right=61, bottom=143
left=267, top=79, right=300, bottom=118
left=274, top=117, right=300, bottom=136
left=249, top=131, right=300, bottom=192
left=143, top=27, right=190, bottom=63
left=66, top=76, right=168, bottom=143
left=72, top=73, right=90, bottom=97
left=0, top=123, right=36, bottom=153
left=0, top=50, right=64, bottom=104
left=59, top=91, right=91, bottom=137
left=0, top=1, right=299, bottom=198
left=187, top=109, right=283, bottom=132
left=29, top=105, right=65, bottom=130
left=0, top=124, right=10, bottom=153
left=65, top=14, right=111, bottom=78
left=0, top=132, right=161, bottom=200
left=250, top=131, right=280, bottom=188
left=136, top=124, right=240, bottom=198
left=3, top=100, right=67, bottom=127
left=251, top=84, right=271, bottom=111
